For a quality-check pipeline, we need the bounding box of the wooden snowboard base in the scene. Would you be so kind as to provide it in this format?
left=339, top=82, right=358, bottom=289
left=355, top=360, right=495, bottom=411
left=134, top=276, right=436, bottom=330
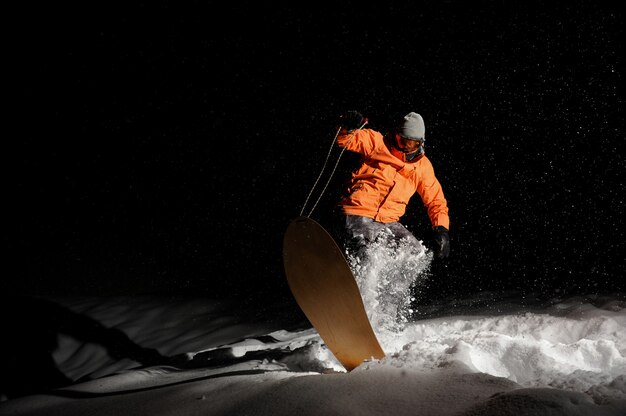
left=282, top=216, right=385, bottom=371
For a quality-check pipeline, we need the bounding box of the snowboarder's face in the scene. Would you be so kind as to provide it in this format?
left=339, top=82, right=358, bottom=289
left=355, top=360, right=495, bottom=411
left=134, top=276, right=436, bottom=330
left=395, top=134, right=423, bottom=154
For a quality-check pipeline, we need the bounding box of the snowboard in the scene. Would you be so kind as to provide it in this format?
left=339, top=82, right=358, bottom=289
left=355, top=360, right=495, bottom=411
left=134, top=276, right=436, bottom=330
left=282, top=216, right=385, bottom=371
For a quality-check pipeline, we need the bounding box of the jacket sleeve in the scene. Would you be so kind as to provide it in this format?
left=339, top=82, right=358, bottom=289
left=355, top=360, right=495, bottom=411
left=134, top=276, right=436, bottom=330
left=416, top=158, right=450, bottom=229
left=336, top=128, right=380, bottom=155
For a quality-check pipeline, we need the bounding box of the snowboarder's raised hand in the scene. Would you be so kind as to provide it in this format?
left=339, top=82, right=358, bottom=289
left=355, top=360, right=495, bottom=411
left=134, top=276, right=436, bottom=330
left=433, top=226, right=450, bottom=259
left=340, top=110, right=367, bottom=131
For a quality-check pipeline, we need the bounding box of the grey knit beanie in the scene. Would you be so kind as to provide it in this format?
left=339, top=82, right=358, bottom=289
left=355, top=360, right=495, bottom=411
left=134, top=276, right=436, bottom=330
left=398, top=112, right=425, bottom=140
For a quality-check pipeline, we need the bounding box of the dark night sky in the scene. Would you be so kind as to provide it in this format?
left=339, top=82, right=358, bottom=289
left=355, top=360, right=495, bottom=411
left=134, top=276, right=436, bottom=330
left=8, top=2, right=624, bottom=302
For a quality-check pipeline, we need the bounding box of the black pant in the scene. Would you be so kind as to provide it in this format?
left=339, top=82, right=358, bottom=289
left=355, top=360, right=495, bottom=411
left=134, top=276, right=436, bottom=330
left=332, top=213, right=419, bottom=260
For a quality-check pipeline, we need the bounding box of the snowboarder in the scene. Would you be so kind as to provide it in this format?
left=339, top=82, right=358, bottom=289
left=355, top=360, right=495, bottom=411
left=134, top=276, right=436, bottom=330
left=333, top=110, right=450, bottom=263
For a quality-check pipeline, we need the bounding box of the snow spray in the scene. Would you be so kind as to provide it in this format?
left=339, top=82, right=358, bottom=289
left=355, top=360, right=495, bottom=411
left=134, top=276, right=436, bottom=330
left=345, top=229, right=433, bottom=347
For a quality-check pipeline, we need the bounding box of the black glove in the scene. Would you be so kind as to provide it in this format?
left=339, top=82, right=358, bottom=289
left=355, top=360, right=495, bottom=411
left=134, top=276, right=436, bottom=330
left=432, top=226, right=450, bottom=260
left=339, top=110, right=367, bottom=131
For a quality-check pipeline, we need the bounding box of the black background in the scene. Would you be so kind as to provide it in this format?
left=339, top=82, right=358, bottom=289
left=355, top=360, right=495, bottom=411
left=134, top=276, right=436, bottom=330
left=8, top=2, right=624, bottom=304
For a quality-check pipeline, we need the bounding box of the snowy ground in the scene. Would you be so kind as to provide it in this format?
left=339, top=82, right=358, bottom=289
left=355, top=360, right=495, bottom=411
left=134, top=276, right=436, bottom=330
left=0, top=291, right=624, bottom=416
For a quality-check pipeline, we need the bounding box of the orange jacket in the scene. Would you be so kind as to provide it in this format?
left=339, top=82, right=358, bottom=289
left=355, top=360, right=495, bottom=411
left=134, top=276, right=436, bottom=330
left=337, top=128, right=450, bottom=229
